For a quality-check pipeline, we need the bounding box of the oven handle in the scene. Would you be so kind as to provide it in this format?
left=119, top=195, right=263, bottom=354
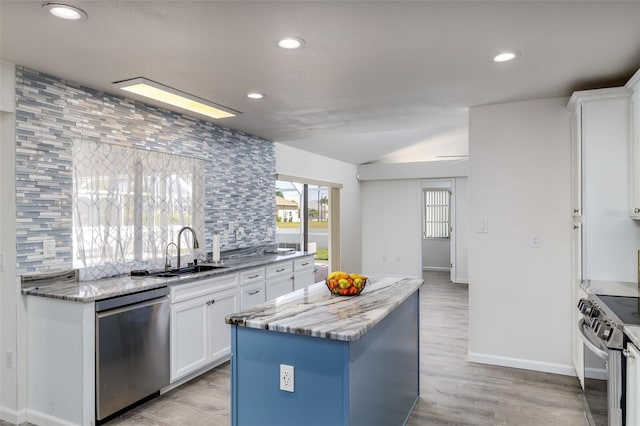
left=578, top=318, right=609, bottom=361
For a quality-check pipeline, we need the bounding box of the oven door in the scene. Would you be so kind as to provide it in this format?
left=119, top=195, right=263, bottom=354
left=578, top=318, right=623, bottom=426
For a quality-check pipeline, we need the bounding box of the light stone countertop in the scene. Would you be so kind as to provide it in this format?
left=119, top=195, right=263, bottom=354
left=21, top=251, right=313, bottom=303
left=225, top=275, right=423, bottom=342
left=580, top=280, right=639, bottom=298
left=626, top=325, right=640, bottom=348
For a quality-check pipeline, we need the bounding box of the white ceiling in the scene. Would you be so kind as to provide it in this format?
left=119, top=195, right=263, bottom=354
left=2, top=1, right=640, bottom=165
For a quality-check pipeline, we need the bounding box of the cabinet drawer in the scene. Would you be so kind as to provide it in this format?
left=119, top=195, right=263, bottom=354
left=294, top=257, right=314, bottom=271
left=170, top=273, right=239, bottom=304
left=240, top=267, right=265, bottom=285
left=266, top=261, right=292, bottom=278
left=241, top=282, right=266, bottom=310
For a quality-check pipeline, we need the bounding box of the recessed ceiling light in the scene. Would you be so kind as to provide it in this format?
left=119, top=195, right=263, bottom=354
left=247, top=93, right=264, bottom=100
left=493, top=51, right=519, bottom=63
left=112, top=77, right=239, bottom=119
left=43, top=3, right=88, bottom=21
left=278, top=37, right=305, bottom=50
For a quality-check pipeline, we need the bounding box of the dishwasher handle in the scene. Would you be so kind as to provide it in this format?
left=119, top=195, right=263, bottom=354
left=96, top=295, right=169, bottom=319
left=96, top=286, right=169, bottom=312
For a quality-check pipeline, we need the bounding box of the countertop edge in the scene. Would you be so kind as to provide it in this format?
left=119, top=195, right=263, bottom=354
left=21, top=251, right=314, bottom=302
left=226, top=276, right=424, bottom=342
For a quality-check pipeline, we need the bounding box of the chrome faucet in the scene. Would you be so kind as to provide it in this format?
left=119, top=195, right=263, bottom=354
left=177, top=226, right=199, bottom=269
left=164, top=242, right=178, bottom=271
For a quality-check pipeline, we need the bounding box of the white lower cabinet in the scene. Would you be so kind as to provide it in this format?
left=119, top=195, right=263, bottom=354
left=206, top=287, right=238, bottom=364
left=170, top=273, right=238, bottom=383
left=266, top=261, right=293, bottom=300
left=627, top=340, right=640, bottom=426
left=240, top=267, right=266, bottom=309
left=293, top=255, right=315, bottom=291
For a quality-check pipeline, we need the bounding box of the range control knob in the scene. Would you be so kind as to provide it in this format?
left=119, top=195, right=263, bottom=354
left=601, top=325, right=613, bottom=341
left=577, top=299, right=587, bottom=310
left=589, top=307, right=600, bottom=318
left=591, top=319, right=601, bottom=334
left=579, top=300, right=593, bottom=315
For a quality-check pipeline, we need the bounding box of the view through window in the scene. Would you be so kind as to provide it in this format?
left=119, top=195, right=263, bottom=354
left=275, top=180, right=329, bottom=281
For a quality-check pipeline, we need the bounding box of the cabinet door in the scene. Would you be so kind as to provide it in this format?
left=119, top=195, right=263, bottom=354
left=570, top=106, right=582, bottom=217
left=571, top=222, right=584, bottom=388
left=206, top=288, right=238, bottom=365
left=266, top=277, right=293, bottom=300
left=627, top=342, right=640, bottom=426
left=170, top=296, right=209, bottom=382
left=241, top=282, right=266, bottom=310
left=630, top=86, right=640, bottom=219
left=293, top=269, right=315, bottom=291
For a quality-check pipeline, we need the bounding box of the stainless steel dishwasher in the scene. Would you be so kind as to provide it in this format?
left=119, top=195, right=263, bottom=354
left=95, top=286, right=170, bottom=422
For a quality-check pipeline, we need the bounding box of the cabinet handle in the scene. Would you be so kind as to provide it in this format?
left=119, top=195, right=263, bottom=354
left=573, top=224, right=580, bottom=230
left=623, top=349, right=635, bottom=359
left=573, top=209, right=579, bottom=214
left=635, top=208, right=640, bottom=214
left=206, top=299, right=215, bottom=305
left=248, top=274, right=260, bottom=279
left=301, top=262, right=309, bottom=266
left=276, top=268, right=286, bottom=272
left=248, top=289, right=261, bottom=295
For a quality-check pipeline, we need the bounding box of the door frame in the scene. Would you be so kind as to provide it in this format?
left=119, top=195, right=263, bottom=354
left=420, top=179, right=456, bottom=282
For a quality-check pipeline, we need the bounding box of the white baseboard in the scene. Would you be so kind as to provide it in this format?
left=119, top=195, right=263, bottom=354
left=468, top=351, right=577, bottom=377
left=0, top=406, right=26, bottom=425
left=453, top=277, right=468, bottom=284
left=585, top=366, right=607, bottom=380
left=422, top=266, right=450, bottom=272
left=26, top=409, right=79, bottom=426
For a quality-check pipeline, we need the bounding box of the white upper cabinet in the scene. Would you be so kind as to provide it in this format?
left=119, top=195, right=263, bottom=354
left=627, top=69, right=640, bottom=219
left=570, top=105, right=582, bottom=217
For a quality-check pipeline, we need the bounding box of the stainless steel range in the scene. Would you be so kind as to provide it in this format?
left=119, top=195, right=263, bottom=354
left=577, top=295, right=639, bottom=426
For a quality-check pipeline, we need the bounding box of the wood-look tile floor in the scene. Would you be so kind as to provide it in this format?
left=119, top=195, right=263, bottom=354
left=5, top=271, right=586, bottom=426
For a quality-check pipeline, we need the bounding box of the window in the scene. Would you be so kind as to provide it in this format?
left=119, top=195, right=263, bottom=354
left=423, top=189, right=450, bottom=239
left=72, top=140, right=204, bottom=277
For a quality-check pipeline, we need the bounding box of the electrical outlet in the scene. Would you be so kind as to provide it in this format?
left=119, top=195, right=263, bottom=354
left=280, top=364, right=294, bottom=392
left=43, top=240, right=56, bottom=258
left=6, top=351, right=13, bottom=369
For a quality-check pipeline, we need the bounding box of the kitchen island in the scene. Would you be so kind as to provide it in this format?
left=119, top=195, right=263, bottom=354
left=225, top=275, right=423, bottom=426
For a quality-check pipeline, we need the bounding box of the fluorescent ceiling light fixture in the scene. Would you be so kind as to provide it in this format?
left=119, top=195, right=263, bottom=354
left=493, top=51, right=519, bottom=62
left=112, top=78, right=239, bottom=119
left=278, top=37, right=305, bottom=49
left=43, top=3, right=88, bottom=21
left=247, top=93, right=264, bottom=99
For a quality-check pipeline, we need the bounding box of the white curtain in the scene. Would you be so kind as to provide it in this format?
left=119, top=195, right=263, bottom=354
left=72, top=140, right=204, bottom=280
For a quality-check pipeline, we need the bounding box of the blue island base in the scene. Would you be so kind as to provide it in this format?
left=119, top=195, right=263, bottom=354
left=230, top=292, right=420, bottom=426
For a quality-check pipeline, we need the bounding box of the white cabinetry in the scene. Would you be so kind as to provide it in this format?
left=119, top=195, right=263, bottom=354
left=571, top=222, right=584, bottom=389
left=293, top=255, right=315, bottom=291
left=266, top=261, right=293, bottom=300
left=626, top=340, right=640, bottom=426
left=627, top=69, right=640, bottom=219
left=170, top=273, right=238, bottom=383
left=570, top=106, right=582, bottom=217
left=240, top=266, right=266, bottom=309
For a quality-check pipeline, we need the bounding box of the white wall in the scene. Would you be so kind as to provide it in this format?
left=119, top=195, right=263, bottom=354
left=361, top=180, right=423, bottom=277
left=422, top=239, right=450, bottom=270
left=0, top=60, right=25, bottom=424
left=468, top=97, right=573, bottom=375
left=454, top=177, right=469, bottom=283
left=274, top=143, right=362, bottom=273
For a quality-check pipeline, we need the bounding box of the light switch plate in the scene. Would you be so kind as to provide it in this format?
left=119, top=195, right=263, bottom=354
left=478, top=218, right=488, bottom=233
left=530, top=234, right=540, bottom=248
left=0, top=252, right=5, bottom=272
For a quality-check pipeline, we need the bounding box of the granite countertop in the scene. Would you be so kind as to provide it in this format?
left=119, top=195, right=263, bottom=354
left=21, top=251, right=312, bottom=303
left=626, top=325, right=640, bottom=348
left=580, top=279, right=639, bottom=297
left=225, top=275, right=423, bottom=342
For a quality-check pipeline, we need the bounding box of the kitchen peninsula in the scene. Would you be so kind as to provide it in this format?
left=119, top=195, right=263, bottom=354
left=225, top=275, right=423, bottom=426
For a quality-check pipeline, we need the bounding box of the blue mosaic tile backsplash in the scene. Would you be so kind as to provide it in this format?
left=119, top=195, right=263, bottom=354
left=15, top=66, right=276, bottom=274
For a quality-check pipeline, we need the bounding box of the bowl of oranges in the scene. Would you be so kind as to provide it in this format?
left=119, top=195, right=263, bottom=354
left=326, top=271, right=368, bottom=296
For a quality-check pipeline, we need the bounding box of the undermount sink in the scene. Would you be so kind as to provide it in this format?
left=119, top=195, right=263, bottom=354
left=150, top=264, right=227, bottom=278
